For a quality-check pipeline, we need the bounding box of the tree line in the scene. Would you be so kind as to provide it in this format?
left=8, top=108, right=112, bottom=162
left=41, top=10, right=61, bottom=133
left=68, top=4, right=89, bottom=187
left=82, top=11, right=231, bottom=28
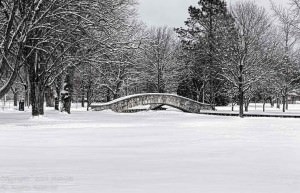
left=0, top=0, right=179, bottom=116
left=176, top=0, right=300, bottom=117
left=1, top=0, right=300, bottom=118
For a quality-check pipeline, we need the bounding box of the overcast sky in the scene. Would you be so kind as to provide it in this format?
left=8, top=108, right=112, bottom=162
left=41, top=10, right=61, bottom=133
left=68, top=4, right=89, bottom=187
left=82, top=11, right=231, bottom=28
left=137, top=0, right=291, bottom=28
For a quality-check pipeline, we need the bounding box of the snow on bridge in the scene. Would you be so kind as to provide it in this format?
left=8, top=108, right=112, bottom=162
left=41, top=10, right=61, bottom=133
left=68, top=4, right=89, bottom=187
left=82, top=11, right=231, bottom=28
left=90, top=93, right=212, bottom=113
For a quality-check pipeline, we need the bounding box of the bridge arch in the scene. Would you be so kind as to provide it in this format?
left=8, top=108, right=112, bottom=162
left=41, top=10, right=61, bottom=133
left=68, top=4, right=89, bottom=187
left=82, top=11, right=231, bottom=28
left=90, top=93, right=212, bottom=114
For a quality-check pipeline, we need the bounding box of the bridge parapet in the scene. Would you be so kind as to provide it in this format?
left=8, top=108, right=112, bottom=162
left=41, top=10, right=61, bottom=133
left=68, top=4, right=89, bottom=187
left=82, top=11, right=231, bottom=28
left=90, top=93, right=212, bottom=113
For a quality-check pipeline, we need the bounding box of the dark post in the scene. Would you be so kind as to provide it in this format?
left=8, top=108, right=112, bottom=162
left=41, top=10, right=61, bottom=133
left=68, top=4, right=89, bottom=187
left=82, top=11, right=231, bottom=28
left=54, top=97, right=59, bottom=110
left=19, top=99, right=25, bottom=111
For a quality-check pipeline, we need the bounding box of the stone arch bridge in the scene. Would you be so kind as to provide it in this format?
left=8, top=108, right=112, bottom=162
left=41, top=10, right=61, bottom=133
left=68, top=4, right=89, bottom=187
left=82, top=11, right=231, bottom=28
left=90, top=93, right=212, bottom=113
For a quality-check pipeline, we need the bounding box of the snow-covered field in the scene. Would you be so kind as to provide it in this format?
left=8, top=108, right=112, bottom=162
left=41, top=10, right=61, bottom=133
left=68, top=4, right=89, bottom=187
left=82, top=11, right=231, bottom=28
left=214, top=103, right=300, bottom=115
left=1, top=106, right=300, bottom=193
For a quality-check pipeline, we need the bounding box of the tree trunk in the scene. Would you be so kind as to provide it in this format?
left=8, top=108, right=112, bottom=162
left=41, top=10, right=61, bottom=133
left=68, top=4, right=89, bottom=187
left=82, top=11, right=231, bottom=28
left=113, top=84, right=121, bottom=100
left=106, top=89, right=111, bottom=102
left=282, top=95, right=286, bottom=113
left=238, top=64, right=244, bottom=118
left=24, top=85, right=30, bottom=107
left=81, top=80, right=85, bottom=107
left=202, top=83, right=205, bottom=103
left=45, top=86, right=54, bottom=107
left=27, top=49, right=45, bottom=116
left=54, top=76, right=62, bottom=111
left=245, top=103, right=248, bottom=112
left=276, top=97, right=280, bottom=109
left=54, top=97, right=59, bottom=111
left=86, top=78, right=93, bottom=111
left=54, top=88, right=59, bottom=111
left=210, top=84, right=216, bottom=111
left=62, top=97, right=71, bottom=114
left=270, top=98, right=274, bottom=108
left=30, top=82, right=45, bottom=116
left=24, top=65, right=30, bottom=107
left=38, top=87, right=45, bottom=115
left=61, top=67, right=75, bottom=114
left=286, top=95, right=289, bottom=110
left=244, top=100, right=249, bottom=112
left=87, top=91, right=91, bottom=111
left=208, top=3, right=216, bottom=111
left=25, top=31, right=47, bottom=117
left=263, top=98, right=266, bottom=112
left=13, top=89, right=18, bottom=107
left=81, top=93, right=85, bottom=108
left=285, top=87, right=289, bottom=110
left=0, top=55, right=21, bottom=99
left=239, top=88, right=244, bottom=118
left=196, top=89, right=200, bottom=102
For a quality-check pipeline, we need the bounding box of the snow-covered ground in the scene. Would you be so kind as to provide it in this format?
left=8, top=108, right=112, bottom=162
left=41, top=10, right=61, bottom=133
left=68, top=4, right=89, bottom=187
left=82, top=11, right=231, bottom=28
left=211, top=103, right=300, bottom=115
left=1, top=106, right=300, bottom=193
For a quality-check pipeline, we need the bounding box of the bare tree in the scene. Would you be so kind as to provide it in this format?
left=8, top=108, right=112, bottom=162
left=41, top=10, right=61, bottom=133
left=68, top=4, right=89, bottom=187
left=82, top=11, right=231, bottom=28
left=139, top=26, right=179, bottom=93
left=0, top=0, right=28, bottom=98
left=272, top=1, right=300, bottom=112
left=221, top=1, right=280, bottom=117
left=77, top=0, right=143, bottom=107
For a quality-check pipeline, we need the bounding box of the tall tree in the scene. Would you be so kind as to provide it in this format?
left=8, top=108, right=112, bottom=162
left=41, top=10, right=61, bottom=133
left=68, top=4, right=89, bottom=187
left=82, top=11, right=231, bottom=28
left=272, top=1, right=300, bottom=112
left=176, top=0, right=235, bottom=108
left=139, top=26, right=179, bottom=93
left=78, top=0, right=142, bottom=106
left=0, top=0, right=27, bottom=99
left=221, top=1, right=280, bottom=117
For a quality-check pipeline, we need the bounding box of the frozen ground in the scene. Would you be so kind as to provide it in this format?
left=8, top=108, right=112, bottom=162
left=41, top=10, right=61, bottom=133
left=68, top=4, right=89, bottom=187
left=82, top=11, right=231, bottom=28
left=0, top=106, right=300, bottom=193
left=213, top=103, right=300, bottom=115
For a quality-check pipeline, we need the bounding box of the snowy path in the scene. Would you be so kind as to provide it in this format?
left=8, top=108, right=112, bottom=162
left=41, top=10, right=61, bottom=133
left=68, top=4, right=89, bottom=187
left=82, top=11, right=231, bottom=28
left=0, top=109, right=300, bottom=193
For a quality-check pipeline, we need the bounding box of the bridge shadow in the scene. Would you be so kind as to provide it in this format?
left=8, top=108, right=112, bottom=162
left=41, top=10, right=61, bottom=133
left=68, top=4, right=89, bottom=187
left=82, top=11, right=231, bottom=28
left=150, top=104, right=189, bottom=112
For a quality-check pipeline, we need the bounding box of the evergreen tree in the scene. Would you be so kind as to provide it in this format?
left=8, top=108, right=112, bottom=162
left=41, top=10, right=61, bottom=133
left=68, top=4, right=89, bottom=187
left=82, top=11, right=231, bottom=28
left=176, top=0, right=236, bottom=108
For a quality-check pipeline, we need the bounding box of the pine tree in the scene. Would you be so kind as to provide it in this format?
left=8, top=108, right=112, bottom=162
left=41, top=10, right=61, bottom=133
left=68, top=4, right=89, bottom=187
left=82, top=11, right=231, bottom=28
left=176, top=0, right=236, bottom=108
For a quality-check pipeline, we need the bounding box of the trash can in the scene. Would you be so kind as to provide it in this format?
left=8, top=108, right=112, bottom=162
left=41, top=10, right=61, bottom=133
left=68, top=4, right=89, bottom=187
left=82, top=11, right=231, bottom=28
left=19, top=100, right=25, bottom=111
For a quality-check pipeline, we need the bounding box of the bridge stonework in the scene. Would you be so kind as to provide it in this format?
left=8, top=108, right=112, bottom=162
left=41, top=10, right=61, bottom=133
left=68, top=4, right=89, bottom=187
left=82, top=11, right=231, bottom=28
left=90, top=93, right=212, bottom=114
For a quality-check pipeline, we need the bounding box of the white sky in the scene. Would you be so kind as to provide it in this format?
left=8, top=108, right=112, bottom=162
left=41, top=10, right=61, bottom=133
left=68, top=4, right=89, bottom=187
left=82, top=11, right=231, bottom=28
left=137, top=0, right=291, bottom=28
